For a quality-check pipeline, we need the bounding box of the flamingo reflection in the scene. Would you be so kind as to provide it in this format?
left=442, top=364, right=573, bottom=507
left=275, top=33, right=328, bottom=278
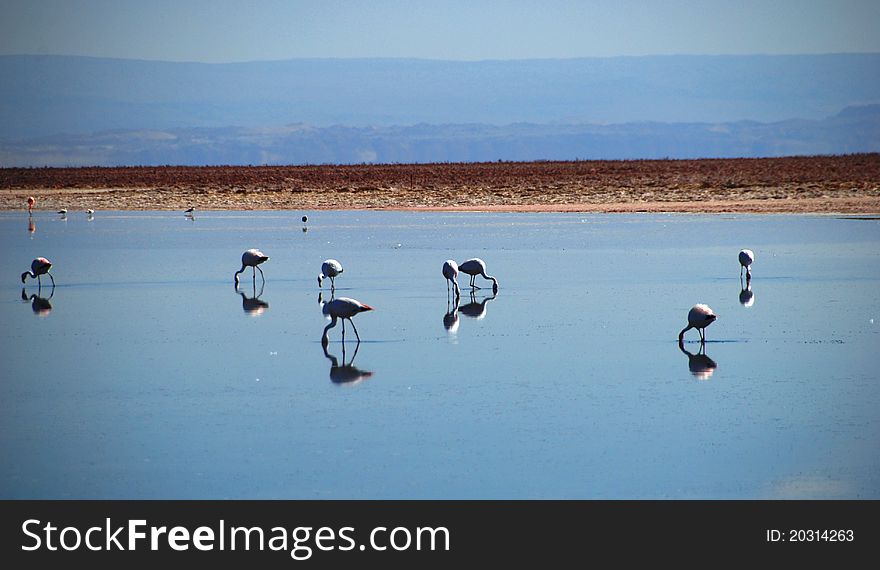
left=443, top=294, right=460, bottom=334
left=459, top=290, right=497, bottom=320
left=678, top=339, right=717, bottom=380
left=323, top=341, right=373, bottom=385
left=21, top=288, right=53, bottom=317
left=739, top=278, right=755, bottom=307
left=235, top=280, right=269, bottom=316
left=28, top=218, right=35, bottom=235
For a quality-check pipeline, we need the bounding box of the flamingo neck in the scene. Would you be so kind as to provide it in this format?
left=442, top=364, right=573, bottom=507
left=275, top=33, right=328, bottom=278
left=678, top=324, right=693, bottom=341
left=234, top=265, right=247, bottom=283
left=322, top=316, right=338, bottom=344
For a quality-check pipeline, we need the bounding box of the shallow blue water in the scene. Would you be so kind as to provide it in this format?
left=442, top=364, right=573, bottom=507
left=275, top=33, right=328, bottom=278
left=2, top=210, right=879, bottom=498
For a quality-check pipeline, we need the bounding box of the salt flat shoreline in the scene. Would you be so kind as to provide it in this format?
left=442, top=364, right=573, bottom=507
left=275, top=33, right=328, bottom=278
left=3, top=155, right=879, bottom=214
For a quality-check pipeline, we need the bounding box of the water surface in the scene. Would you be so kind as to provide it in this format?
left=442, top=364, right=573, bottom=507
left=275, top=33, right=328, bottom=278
left=2, top=210, right=878, bottom=498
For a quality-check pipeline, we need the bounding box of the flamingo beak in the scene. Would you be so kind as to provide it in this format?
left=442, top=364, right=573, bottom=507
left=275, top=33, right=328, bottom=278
left=361, top=304, right=374, bottom=312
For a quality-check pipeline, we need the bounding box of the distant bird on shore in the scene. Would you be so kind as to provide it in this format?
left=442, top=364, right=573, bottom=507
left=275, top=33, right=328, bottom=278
left=739, top=249, right=754, bottom=280
left=57, top=208, right=67, bottom=216
left=234, top=249, right=269, bottom=285
left=86, top=209, right=94, bottom=216
left=27, top=196, right=35, bottom=214
left=459, top=258, right=499, bottom=292
left=678, top=304, right=717, bottom=343
left=321, top=297, right=373, bottom=345
left=21, top=257, right=55, bottom=287
left=318, top=259, right=343, bottom=290
left=184, top=207, right=195, bottom=214
left=442, top=260, right=460, bottom=299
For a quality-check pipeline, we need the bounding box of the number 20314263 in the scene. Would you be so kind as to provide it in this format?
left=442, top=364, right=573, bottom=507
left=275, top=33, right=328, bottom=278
left=766, top=529, right=854, bottom=542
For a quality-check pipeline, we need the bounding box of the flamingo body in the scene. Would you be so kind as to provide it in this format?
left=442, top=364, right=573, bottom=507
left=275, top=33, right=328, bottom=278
left=458, top=258, right=499, bottom=292
left=321, top=297, right=373, bottom=345
left=21, top=257, right=55, bottom=286
left=442, top=260, right=460, bottom=299
left=678, top=303, right=717, bottom=342
left=739, top=249, right=754, bottom=279
left=318, top=259, right=343, bottom=289
left=234, top=248, right=269, bottom=284
left=27, top=196, right=35, bottom=213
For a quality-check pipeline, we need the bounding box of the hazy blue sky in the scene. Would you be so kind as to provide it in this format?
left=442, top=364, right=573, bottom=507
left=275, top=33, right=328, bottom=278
left=1, top=0, right=879, bottom=62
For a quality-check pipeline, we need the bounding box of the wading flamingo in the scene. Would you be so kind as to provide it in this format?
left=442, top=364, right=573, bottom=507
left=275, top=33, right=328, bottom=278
left=233, top=249, right=269, bottom=285
left=739, top=249, right=754, bottom=280
left=27, top=196, right=35, bottom=214
left=321, top=297, right=373, bottom=345
left=442, top=260, right=460, bottom=299
left=318, top=259, right=343, bottom=290
left=678, top=304, right=717, bottom=343
left=458, top=258, right=499, bottom=292
left=21, top=257, right=55, bottom=287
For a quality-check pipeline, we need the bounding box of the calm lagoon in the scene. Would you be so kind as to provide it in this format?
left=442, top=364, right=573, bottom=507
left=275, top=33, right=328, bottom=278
left=1, top=211, right=878, bottom=498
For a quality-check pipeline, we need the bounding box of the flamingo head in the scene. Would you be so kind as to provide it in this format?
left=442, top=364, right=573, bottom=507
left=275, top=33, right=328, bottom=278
left=20, top=272, right=28, bottom=284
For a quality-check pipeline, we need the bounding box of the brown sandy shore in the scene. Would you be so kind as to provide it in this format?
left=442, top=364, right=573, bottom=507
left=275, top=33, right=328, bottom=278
left=2, top=154, right=879, bottom=214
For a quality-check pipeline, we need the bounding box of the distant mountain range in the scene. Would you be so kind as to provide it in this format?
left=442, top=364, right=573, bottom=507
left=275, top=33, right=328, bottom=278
left=1, top=54, right=878, bottom=166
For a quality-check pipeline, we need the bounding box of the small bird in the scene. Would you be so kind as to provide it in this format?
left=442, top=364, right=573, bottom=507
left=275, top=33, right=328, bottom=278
left=86, top=209, right=94, bottom=216
left=318, top=259, right=343, bottom=289
left=184, top=207, right=195, bottom=214
left=678, top=304, right=717, bottom=343
left=442, top=260, right=460, bottom=299
left=21, top=257, right=55, bottom=287
left=234, top=249, right=270, bottom=285
left=739, top=249, right=754, bottom=280
left=57, top=208, right=67, bottom=215
left=302, top=215, right=308, bottom=223
left=27, top=196, right=35, bottom=213
left=458, top=258, right=499, bottom=292
left=321, top=297, right=373, bottom=345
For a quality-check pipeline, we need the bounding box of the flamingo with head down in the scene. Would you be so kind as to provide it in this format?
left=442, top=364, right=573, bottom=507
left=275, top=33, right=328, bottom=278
left=321, top=297, right=373, bottom=345
left=678, top=304, right=717, bottom=343
left=234, top=249, right=269, bottom=285
left=21, top=257, right=55, bottom=287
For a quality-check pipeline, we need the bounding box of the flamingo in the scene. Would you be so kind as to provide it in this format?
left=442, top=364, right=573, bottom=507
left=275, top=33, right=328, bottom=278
left=678, top=304, right=717, bottom=343
left=321, top=297, right=373, bottom=345
left=21, top=257, right=55, bottom=287
left=442, top=260, right=460, bottom=299
left=27, top=196, right=35, bottom=214
left=318, top=259, right=343, bottom=289
left=458, top=258, right=499, bottom=292
left=233, top=249, right=270, bottom=285
left=739, top=249, right=754, bottom=280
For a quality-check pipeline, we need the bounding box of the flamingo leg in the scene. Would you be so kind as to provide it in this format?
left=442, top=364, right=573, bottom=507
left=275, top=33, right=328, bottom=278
left=48, top=273, right=55, bottom=287
left=341, top=318, right=346, bottom=343
left=330, top=276, right=336, bottom=291
left=349, top=318, right=361, bottom=342
left=257, top=265, right=265, bottom=284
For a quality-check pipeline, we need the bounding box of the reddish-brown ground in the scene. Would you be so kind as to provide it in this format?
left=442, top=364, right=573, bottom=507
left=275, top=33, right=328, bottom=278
left=2, top=154, right=879, bottom=213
